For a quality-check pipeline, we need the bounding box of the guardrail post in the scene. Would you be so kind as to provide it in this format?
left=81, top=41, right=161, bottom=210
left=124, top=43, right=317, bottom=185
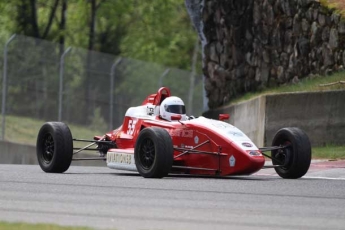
left=58, top=47, right=72, bottom=121
left=1, top=34, right=16, bottom=141
left=109, top=58, right=122, bottom=130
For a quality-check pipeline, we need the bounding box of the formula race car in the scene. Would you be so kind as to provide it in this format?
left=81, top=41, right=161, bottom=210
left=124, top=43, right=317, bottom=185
left=36, top=87, right=311, bottom=179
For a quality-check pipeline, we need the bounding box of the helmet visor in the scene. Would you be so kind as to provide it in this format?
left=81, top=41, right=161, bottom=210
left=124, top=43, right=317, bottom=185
left=166, top=105, right=186, bottom=114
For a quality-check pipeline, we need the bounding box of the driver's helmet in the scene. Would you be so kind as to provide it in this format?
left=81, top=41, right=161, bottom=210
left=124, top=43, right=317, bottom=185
left=160, top=96, right=187, bottom=121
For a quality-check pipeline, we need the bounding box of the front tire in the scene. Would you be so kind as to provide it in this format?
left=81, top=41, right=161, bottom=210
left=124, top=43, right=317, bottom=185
left=271, top=127, right=311, bottom=179
left=36, top=122, right=73, bottom=173
left=134, top=127, right=173, bottom=178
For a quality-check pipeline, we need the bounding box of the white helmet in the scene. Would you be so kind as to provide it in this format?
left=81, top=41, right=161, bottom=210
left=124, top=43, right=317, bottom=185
left=160, top=96, right=187, bottom=121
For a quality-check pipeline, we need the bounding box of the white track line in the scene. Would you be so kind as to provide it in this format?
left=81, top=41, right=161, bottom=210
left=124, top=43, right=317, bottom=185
left=254, top=174, right=345, bottom=181
left=303, top=176, right=345, bottom=181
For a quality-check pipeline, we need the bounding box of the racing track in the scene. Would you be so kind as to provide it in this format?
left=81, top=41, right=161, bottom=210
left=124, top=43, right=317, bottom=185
left=0, top=162, right=345, bottom=230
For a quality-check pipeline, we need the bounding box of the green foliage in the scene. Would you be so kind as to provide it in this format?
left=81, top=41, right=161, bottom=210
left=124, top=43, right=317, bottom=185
left=120, top=0, right=198, bottom=69
left=0, top=2, right=14, bottom=41
left=0, top=0, right=198, bottom=69
left=229, top=72, right=345, bottom=105
left=320, top=0, right=345, bottom=16
left=313, top=144, right=345, bottom=160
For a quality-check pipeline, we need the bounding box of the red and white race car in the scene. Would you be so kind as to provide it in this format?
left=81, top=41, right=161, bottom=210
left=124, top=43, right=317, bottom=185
left=36, top=87, right=311, bottom=179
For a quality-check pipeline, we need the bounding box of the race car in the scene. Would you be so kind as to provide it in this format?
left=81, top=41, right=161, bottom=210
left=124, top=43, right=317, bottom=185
left=36, top=87, right=311, bottom=179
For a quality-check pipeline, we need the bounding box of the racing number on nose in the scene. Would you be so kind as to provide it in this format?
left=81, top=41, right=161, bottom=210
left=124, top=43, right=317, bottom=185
left=127, top=119, right=137, bottom=135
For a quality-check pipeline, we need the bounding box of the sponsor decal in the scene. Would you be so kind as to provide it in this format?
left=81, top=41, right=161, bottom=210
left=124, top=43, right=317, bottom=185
left=147, top=106, right=154, bottom=115
left=209, top=120, right=245, bottom=137
left=211, top=122, right=229, bottom=129
left=107, top=152, right=132, bottom=165
left=242, top=142, right=253, bottom=148
left=127, top=119, right=137, bottom=135
left=227, top=131, right=244, bottom=137
left=194, top=136, right=199, bottom=144
left=179, top=144, right=193, bottom=149
left=229, top=155, right=236, bottom=167
left=170, top=130, right=179, bottom=137
left=249, top=151, right=261, bottom=156
left=170, top=129, right=193, bottom=138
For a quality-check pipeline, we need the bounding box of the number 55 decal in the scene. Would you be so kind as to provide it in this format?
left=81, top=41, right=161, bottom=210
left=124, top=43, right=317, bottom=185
left=127, top=119, right=137, bottom=135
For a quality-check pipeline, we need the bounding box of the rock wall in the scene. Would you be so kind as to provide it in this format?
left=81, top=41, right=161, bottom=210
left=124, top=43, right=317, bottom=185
left=186, top=0, right=345, bottom=108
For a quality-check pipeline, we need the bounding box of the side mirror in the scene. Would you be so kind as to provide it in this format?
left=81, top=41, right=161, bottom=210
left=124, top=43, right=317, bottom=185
left=171, top=114, right=182, bottom=121
left=219, top=114, right=230, bottom=121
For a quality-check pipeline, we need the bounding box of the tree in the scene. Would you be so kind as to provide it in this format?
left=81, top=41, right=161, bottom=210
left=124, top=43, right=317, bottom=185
left=14, top=0, right=60, bottom=39
left=59, top=0, right=67, bottom=56
left=120, top=0, right=198, bottom=70
left=1, top=0, right=199, bottom=69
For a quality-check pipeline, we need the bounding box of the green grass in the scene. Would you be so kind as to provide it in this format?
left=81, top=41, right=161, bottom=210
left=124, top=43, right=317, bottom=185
left=1, top=115, right=107, bottom=146
left=0, top=222, right=93, bottom=230
left=313, top=145, right=345, bottom=160
left=230, top=72, right=345, bottom=104
left=321, top=0, right=345, bottom=16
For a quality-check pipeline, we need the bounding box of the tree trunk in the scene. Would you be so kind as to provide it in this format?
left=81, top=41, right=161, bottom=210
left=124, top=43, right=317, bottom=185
left=88, top=0, right=96, bottom=51
left=29, top=0, right=40, bottom=37
left=42, top=0, right=60, bottom=39
left=59, top=0, right=67, bottom=57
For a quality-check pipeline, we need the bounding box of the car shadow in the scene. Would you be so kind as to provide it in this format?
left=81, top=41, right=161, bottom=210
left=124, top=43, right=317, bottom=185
left=106, top=172, right=278, bottom=181
left=65, top=166, right=278, bottom=181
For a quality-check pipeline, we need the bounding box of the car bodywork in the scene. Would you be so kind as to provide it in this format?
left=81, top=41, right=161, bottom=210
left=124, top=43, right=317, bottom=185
left=96, top=87, right=264, bottom=176
left=37, top=87, right=311, bottom=179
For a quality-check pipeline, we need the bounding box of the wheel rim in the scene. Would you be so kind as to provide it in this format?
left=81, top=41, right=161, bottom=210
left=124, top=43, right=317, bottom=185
left=274, top=141, right=292, bottom=169
left=139, top=138, right=155, bottom=170
left=42, top=133, right=54, bottom=164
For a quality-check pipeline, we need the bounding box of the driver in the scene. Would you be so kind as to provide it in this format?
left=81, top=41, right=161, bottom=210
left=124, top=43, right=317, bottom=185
left=160, top=96, right=187, bottom=121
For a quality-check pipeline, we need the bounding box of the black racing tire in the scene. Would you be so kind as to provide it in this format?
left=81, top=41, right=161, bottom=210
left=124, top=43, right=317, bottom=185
left=36, top=122, right=73, bottom=173
left=271, top=127, right=311, bottom=179
left=134, top=127, right=173, bottom=178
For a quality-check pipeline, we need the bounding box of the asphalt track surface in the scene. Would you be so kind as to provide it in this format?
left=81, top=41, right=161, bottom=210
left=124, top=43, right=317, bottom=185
left=1, top=162, right=345, bottom=230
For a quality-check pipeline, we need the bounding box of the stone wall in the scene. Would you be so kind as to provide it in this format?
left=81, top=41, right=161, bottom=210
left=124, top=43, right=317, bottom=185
left=186, top=0, right=345, bottom=108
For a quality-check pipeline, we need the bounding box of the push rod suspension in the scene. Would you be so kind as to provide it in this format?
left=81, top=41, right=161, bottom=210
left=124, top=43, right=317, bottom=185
left=174, top=140, right=210, bottom=159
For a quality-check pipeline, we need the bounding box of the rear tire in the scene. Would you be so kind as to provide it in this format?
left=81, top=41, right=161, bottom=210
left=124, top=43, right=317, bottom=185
left=36, top=122, right=73, bottom=173
left=271, top=127, right=311, bottom=179
left=134, top=127, right=173, bottom=178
